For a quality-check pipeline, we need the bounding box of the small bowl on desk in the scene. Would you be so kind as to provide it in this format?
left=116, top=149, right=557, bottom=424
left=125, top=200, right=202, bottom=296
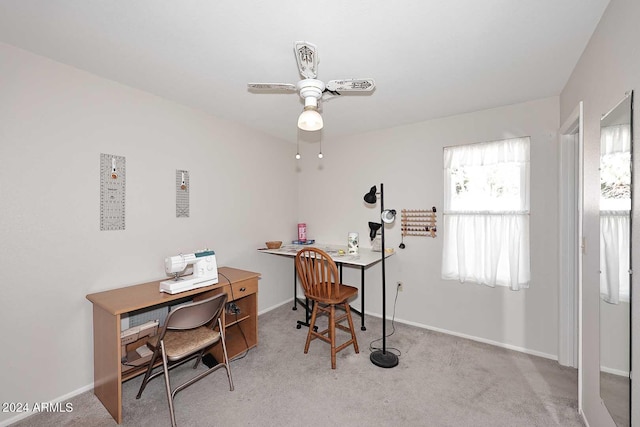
left=266, top=241, right=282, bottom=249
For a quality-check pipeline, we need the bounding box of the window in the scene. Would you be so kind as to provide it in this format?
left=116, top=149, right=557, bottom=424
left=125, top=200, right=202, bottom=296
left=441, top=137, right=530, bottom=290
left=600, top=124, right=631, bottom=303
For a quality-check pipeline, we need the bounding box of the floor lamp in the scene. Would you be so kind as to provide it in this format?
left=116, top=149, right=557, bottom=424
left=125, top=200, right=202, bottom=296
left=363, top=183, right=398, bottom=368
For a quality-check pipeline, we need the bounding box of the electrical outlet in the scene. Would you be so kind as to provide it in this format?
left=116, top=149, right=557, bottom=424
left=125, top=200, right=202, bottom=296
left=397, top=281, right=403, bottom=292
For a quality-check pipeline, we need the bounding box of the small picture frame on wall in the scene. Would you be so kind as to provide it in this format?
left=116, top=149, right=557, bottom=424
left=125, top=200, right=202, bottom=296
left=100, top=153, right=126, bottom=231
left=176, top=169, right=189, bottom=218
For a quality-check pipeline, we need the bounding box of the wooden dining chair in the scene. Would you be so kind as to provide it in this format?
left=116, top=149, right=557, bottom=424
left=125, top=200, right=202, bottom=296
left=295, top=247, right=359, bottom=368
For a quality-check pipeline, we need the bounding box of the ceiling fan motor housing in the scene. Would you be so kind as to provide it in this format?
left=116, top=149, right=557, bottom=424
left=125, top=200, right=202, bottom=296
left=297, top=79, right=325, bottom=107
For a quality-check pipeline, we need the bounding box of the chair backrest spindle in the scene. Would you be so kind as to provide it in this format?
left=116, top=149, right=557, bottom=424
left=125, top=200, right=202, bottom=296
left=295, top=248, right=340, bottom=300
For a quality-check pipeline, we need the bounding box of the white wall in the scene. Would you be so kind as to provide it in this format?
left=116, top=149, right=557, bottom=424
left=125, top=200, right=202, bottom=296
left=297, top=96, right=560, bottom=358
left=600, top=300, right=630, bottom=375
left=560, top=0, right=640, bottom=425
left=0, top=43, right=296, bottom=425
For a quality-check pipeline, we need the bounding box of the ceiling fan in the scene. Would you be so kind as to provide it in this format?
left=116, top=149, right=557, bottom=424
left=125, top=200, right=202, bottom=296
left=248, top=41, right=376, bottom=131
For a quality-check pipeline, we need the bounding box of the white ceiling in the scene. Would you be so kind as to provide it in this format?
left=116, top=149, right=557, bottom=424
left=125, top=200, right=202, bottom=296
left=0, top=0, right=610, bottom=143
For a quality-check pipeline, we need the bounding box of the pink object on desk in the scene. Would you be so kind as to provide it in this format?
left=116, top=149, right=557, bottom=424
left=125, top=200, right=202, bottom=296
left=298, top=223, right=307, bottom=242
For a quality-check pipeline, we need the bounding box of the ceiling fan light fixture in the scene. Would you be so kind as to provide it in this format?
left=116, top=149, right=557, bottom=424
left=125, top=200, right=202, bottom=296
left=298, top=105, right=323, bottom=131
left=249, top=43, right=376, bottom=136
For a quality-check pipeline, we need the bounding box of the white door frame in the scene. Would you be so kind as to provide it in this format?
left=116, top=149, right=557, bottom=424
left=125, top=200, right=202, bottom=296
left=558, top=102, right=584, bottom=408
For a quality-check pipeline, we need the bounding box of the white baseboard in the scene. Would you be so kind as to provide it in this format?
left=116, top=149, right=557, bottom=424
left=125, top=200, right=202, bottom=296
left=0, top=383, right=94, bottom=427
left=600, top=366, right=629, bottom=377
left=261, top=301, right=559, bottom=361
left=258, top=297, right=294, bottom=316
left=364, top=310, right=559, bottom=361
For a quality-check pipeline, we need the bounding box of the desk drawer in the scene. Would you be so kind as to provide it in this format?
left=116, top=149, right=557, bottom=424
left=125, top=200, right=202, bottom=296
left=226, top=278, right=257, bottom=301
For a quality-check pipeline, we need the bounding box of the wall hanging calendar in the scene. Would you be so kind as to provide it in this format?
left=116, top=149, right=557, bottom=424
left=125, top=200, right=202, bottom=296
left=175, top=169, right=189, bottom=218
left=100, top=153, right=126, bottom=231
left=400, top=207, right=437, bottom=245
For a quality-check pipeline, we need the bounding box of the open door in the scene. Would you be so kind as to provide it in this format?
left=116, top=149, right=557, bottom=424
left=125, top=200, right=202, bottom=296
left=558, top=102, right=583, bottom=403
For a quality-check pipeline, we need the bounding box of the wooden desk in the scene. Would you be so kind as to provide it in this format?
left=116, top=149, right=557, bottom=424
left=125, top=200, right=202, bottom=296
left=86, top=266, right=260, bottom=424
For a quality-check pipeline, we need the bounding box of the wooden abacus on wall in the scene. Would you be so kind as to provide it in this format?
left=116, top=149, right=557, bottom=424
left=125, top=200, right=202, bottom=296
left=401, top=208, right=437, bottom=238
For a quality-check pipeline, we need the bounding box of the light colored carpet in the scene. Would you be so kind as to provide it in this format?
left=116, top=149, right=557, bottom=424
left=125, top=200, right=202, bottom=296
left=600, top=371, right=630, bottom=426
left=12, top=303, right=584, bottom=426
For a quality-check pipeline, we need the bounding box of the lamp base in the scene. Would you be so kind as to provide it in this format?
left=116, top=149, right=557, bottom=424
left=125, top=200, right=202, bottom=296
left=370, top=350, right=399, bottom=368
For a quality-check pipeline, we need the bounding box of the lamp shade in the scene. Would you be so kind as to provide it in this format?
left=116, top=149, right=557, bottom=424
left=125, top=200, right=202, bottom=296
left=381, top=209, right=396, bottom=224
left=368, top=221, right=382, bottom=239
left=364, top=186, right=378, bottom=204
left=298, top=107, right=323, bottom=131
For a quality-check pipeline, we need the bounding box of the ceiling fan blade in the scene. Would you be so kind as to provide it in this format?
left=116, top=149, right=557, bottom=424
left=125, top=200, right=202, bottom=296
left=294, top=41, right=318, bottom=79
left=248, top=83, right=297, bottom=91
left=326, top=79, right=375, bottom=92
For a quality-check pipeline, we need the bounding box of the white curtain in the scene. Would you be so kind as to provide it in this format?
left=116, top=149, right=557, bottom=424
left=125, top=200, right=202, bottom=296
left=601, top=124, right=631, bottom=155
left=600, top=212, right=630, bottom=304
left=442, top=137, right=530, bottom=290
left=599, top=124, right=631, bottom=304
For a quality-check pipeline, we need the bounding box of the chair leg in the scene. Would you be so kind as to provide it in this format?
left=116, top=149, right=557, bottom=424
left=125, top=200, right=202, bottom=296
left=344, top=303, right=359, bottom=354
left=218, top=318, right=234, bottom=391
left=303, top=300, right=358, bottom=369
left=160, top=342, right=178, bottom=427
left=304, top=301, right=319, bottom=354
left=136, top=347, right=160, bottom=399
left=330, top=304, right=336, bottom=369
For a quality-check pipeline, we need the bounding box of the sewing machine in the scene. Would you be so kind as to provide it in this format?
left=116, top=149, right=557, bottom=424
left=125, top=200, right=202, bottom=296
left=159, top=249, right=218, bottom=294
